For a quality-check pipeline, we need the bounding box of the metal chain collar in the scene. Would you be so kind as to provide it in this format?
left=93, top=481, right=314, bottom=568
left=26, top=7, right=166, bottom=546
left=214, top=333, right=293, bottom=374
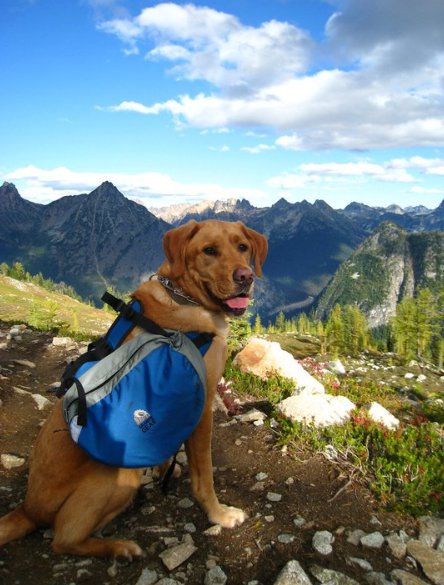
left=153, top=274, right=199, bottom=305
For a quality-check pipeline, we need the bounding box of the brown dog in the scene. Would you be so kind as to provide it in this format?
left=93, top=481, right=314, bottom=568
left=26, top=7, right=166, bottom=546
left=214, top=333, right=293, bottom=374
left=0, top=219, right=267, bottom=559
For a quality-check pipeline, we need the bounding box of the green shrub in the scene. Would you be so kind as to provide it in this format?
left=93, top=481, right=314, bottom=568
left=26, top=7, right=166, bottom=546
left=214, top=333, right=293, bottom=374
left=278, top=412, right=444, bottom=516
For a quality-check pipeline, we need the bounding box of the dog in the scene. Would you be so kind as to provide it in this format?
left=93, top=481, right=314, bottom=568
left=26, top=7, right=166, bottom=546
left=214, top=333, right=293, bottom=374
left=0, top=219, right=267, bottom=559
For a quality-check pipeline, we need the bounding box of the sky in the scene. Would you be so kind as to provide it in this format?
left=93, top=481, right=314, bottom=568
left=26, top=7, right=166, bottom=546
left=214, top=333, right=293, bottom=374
left=1, top=0, right=444, bottom=210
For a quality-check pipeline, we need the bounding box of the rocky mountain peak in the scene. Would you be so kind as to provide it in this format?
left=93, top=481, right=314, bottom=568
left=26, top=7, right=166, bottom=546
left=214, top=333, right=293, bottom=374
left=0, top=182, right=25, bottom=209
left=88, top=181, right=126, bottom=205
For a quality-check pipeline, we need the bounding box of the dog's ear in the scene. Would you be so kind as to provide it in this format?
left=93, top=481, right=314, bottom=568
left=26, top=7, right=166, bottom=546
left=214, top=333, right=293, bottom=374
left=239, top=223, right=268, bottom=277
left=163, top=220, right=200, bottom=279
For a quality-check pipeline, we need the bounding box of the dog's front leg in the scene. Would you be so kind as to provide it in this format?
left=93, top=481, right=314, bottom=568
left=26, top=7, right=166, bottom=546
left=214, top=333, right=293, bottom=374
left=185, top=404, right=247, bottom=528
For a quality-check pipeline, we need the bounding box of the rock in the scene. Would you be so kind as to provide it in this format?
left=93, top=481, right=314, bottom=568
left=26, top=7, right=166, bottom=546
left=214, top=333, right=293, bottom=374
left=365, top=572, right=395, bottom=585
left=237, top=409, right=267, bottom=423
left=272, top=560, right=312, bottom=585
left=312, top=531, right=334, bottom=555
left=177, top=497, right=194, bottom=509
left=158, top=542, right=197, bottom=571
left=361, top=532, right=385, bottom=549
left=52, top=337, right=76, bottom=348
left=386, top=533, right=407, bottom=559
left=391, top=569, right=430, bottom=585
left=156, top=579, right=183, bottom=585
left=12, top=359, right=36, bottom=368
left=31, top=394, right=52, bottom=410
left=234, top=338, right=325, bottom=394
left=293, top=516, right=306, bottom=528
left=1, top=453, right=25, bottom=469
left=406, top=539, right=444, bottom=585
left=184, top=523, right=196, bottom=533
left=329, top=360, right=346, bottom=375
left=347, top=529, right=366, bottom=546
left=348, top=556, right=373, bottom=571
left=134, top=567, right=158, bottom=585
left=310, top=565, right=359, bottom=584
left=267, top=492, right=282, bottom=502
left=256, top=472, right=268, bottom=481
left=277, top=393, right=355, bottom=428
left=204, top=565, right=228, bottom=585
left=278, top=534, right=296, bottom=544
left=203, top=525, right=222, bottom=536
left=418, top=516, right=444, bottom=547
left=367, top=402, right=399, bottom=429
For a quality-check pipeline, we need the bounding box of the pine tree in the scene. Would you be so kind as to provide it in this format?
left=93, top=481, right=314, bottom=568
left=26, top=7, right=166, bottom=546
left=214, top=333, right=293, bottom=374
left=325, top=304, right=345, bottom=357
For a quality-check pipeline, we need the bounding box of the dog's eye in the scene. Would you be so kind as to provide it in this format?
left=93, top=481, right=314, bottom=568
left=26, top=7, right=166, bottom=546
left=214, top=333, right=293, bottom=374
left=203, top=247, right=217, bottom=256
left=238, top=244, right=248, bottom=252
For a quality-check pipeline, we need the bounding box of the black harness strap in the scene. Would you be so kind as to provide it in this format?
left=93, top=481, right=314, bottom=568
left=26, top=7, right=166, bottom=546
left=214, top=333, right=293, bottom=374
left=101, top=292, right=173, bottom=338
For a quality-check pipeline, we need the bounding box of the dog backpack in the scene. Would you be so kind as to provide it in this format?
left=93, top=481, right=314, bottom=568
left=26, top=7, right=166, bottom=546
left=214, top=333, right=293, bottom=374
left=58, top=292, right=212, bottom=468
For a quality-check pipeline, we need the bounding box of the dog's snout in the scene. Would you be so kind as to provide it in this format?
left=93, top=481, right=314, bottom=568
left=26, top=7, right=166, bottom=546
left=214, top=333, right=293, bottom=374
left=233, top=267, right=253, bottom=285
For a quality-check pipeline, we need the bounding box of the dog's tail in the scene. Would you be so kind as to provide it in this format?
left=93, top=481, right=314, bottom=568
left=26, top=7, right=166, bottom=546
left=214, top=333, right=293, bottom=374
left=0, top=504, right=37, bottom=547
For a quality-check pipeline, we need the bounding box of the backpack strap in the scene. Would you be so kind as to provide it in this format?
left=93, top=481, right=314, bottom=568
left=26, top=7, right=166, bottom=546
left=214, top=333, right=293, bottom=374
left=102, top=292, right=173, bottom=339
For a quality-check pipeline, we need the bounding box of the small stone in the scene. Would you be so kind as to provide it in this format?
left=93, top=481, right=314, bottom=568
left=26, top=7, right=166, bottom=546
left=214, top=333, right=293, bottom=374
left=391, top=569, right=430, bottom=585
left=204, top=525, right=222, bottom=536
left=312, top=531, right=335, bottom=555
left=256, top=472, right=268, bottom=481
left=265, top=515, right=275, bottom=523
left=204, top=565, right=228, bottom=585
left=107, top=561, right=118, bottom=578
left=1, top=454, right=25, bottom=469
left=250, top=481, right=265, bottom=492
left=237, top=409, right=267, bottom=423
left=267, top=492, right=282, bottom=502
left=365, top=572, right=395, bottom=585
left=361, top=532, right=385, bottom=549
left=235, top=438, right=243, bottom=446
left=12, top=359, right=36, bottom=368
left=348, top=556, right=373, bottom=571
left=386, top=533, right=407, bottom=559
left=159, top=542, right=197, bottom=571
left=177, top=497, right=194, bottom=509
left=134, top=568, right=158, bottom=585
left=184, top=523, right=196, bottom=533
left=310, top=564, right=359, bottom=584
left=31, top=394, right=52, bottom=410
left=273, top=560, right=312, bottom=585
left=278, top=533, right=295, bottom=544
left=418, top=516, right=444, bottom=548
left=293, top=516, right=306, bottom=528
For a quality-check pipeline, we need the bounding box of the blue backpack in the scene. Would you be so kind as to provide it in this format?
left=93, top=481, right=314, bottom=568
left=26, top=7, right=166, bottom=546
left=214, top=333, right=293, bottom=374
left=58, top=292, right=212, bottom=470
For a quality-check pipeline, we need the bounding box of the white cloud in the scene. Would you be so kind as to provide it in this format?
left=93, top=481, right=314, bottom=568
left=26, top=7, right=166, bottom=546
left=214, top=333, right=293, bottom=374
left=97, top=1, right=444, bottom=151
left=3, top=165, right=264, bottom=205
left=241, top=144, right=276, bottom=155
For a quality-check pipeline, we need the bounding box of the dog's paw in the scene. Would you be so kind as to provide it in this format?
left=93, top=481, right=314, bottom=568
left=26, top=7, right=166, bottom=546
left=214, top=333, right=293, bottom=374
left=209, top=504, right=247, bottom=528
left=112, top=539, right=145, bottom=561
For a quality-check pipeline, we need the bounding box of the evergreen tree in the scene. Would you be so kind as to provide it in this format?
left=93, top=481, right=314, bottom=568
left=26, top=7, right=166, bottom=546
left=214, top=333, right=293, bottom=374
left=325, top=304, right=345, bottom=356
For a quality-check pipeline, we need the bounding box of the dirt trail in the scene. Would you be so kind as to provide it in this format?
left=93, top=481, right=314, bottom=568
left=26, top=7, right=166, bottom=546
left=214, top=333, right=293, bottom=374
left=0, top=326, right=421, bottom=585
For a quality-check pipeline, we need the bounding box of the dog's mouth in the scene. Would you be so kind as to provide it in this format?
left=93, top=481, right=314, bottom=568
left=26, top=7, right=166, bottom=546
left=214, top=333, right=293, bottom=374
left=204, top=284, right=252, bottom=316
left=221, top=293, right=250, bottom=316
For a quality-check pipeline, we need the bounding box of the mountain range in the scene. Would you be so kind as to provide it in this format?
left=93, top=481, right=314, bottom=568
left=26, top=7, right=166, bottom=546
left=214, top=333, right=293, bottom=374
left=1, top=181, right=443, bottom=325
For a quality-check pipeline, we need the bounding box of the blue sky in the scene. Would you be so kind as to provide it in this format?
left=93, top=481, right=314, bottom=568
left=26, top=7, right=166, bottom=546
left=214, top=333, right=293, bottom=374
left=1, top=0, right=443, bottom=210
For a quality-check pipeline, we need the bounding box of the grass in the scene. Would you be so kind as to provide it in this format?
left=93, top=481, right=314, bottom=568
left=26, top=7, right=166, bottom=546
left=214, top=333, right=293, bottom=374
left=0, top=275, right=112, bottom=339
left=224, top=337, right=444, bottom=517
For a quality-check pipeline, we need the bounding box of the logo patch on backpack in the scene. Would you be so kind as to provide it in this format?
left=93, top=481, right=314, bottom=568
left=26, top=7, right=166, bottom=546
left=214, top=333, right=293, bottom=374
left=133, top=409, right=155, bottom=432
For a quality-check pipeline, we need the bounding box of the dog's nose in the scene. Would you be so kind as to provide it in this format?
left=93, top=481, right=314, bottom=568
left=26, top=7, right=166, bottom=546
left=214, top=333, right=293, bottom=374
left=233, top=267, right=254, bottom=285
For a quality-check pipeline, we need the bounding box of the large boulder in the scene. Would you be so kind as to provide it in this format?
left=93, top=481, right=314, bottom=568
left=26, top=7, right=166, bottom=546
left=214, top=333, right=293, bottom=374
left=276, top=393, right=355, bottom=428
left=234, top=338, right=325, bottom=394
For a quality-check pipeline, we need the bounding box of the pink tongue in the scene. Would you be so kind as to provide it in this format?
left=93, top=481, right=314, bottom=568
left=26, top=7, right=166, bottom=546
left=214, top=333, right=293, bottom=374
left=225, top=296, right=249, bottom=309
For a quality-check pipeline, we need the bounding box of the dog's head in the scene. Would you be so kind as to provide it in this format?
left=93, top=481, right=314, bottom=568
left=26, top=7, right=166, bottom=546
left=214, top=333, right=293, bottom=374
left=161, top=220, right=268, bottom=316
